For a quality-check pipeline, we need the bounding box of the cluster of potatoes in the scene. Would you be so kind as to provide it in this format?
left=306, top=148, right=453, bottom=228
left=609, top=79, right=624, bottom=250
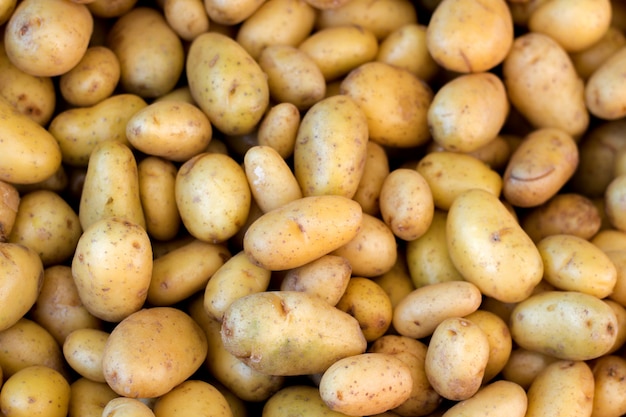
left=2, top=0, right=626, bottom=416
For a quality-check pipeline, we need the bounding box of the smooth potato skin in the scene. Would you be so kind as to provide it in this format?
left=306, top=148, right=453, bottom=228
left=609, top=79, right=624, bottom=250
left=153, top=380, right=232, bottom=417
left=442, top=380, right=527, bottom=417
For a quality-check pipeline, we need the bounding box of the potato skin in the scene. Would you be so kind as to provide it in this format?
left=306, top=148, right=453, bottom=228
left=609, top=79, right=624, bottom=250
left=153, top=380, right=231, bottom=417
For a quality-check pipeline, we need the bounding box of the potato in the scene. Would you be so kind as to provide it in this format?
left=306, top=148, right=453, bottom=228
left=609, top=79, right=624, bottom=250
left=153, top=380, right=231, bottom=417
left=503, top=32, right=589, bottom=137
left=319, top=353, right=413, bottom=416
left=62, top=328, right=109, bottom=383
left=447, top=189, right=543, bottom=303
left=604, top=299, right=626, bottom=354
left=510, top=291, right=618, bottom=360
left=587, top=45, right=626, bottom=120
left=103, top=398, right=155, bottom=417
left=163, top=0, right=209, bottom=42
left=425, top=317, right=490, bottom=401
left=0, top=0, right=15, bottom=25
left=593, top=229, right=626, bottom=253
left=353, top=142, right=390, bottom=216
left=371, top=255, right=416, bottom=309
left=426, top=0, right=513, bottom=73
left=590, top=355, right=626, bottom=417
left=257, top=102, right=300, bottom=159
left=340, top=61, right=433, bottom=148
left=204, top=0, right=265, bottom=24
left=305, top=0, right=352, bottom=9
left=67, top=378, right=119, bottom=417
left=106, top=7, right=184, bottom=98
left=187, top=32, right=269, bottom=136
left=501, top=347, right=559, bottom=390
left=442, top=380, right=527, bottom=417
left=570, top=26, right=626, bottom=80
left=0, top=365, right=70, bottom=417
left=4, top=0, right=93, bottom=77
left=0, top=181, right=18, bottom=241
left=392, top=281, right=482, bottom=339
left=220, top=291, right=367, bottom=376
left=87, top=0, right=137, bottom=17
left=72, top=217, right=152, bottom=322
left=464, top=310, right=512, bottom=383
left=525, top=361, right=594, bottom=417
left=428, top=72, right=509, bottom=153
left=262, top=385, right=347, bottom=417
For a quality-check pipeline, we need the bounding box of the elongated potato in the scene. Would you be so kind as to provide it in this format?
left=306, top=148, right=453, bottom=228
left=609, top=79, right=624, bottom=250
left=153, top=380, right=231, bottom=417
left=590, top=355, right=626, bottom=417
left=262, top=385, right=345, bottom=417
left=442, top=380, right=527, bottom=417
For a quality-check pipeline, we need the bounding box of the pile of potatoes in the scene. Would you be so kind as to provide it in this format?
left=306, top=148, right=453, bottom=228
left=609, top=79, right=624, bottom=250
left=2, top=0, right=626, bottom=415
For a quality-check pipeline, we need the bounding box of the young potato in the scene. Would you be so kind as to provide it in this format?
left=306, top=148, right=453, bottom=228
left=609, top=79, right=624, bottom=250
left=377, top=24, right=439, bottom=82
left=305, top=0, right=352, bottom=9
left=442, top=380, right=528, bottom=417
left=87, top=0, right=137, bottom=17
left=68, top=378, right=119, bottom=417
left=570, top=26, right=626, bottom=80
left=138, top=157, right=180, bottom=241
left=464, top=310, right=512, bottom=383
left=586, top=46, right=626, bottom=120
left=262, top=385, right=347, bottom=417
left=220, top=291, right=367, bottom=376
left=63, top=328, right=109, bottom=383
left=590, top=355, right=626, bottom=417
left=204, top=0, right=265, bottom=24
left=501, top=347, right=559, bottom=390
left=103, top=398, right=155, bottom=417
left=607, top=250, right=626, bottom=307
left=510, top=291, right=618, bottom=360
left=428, top=72, right=509, bottom=153
left=353, top=141, right=389, bottom=216
left=503, top=32, right=589, bottom=137
left=0, top=181, right=18, bottom=242
left=187, top=32, right=269, bottom=136
left=605, top=175, right=626, bottom=232
left=371, top=255, right=416, bottom=309
left=4, top=0, right=93, bottom=77
left=340, top=61, right=433, bottom=148
left=163, top=0, right=209, bottom=42
left=426, top=0, right=513, bottom=73
left=0, top=0, right=15, bottom=24
left=153, top=381, right=231, bottom=417
left=257, top=102, right=300, bottom=159
left=592, top=229, right=626, bottom=253
left=604, top=299, right=626, bottom=354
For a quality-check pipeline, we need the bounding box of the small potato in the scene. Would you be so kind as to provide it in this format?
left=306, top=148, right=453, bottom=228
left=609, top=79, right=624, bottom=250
left=585, top=46, right=626, bottom=120
left=371, top=255, right=416, bottom=309
left=59, top=46, right=121, bottom=107
left=87, top=0, right=137, bottom=17
left=305, top=0, right=352, bottom=9
left=0, top=0, right=16, bottom=25
left=103, top=398, right=155, bottom=417
left=153, top=86, right=195, bottom=104
left=501, top=347, right=559, bottom=390
left=153, top=380, right=231, bottom=417
left=163, top=0, right=209, bottom=42
left=592, top=230, right=626, bottom=253
left=353, top=142, right=390, bottom=216
left=204, top=0, right=265, bottom=24
left=319, top=353, right=413, bottom=416
left=262, top=385, right=346, bottom=417
left=590, top=355, right=626, bottom=417
left=426, top=0, right=513, bottom=73
left=339, top=61, right=433, bottom=148
left=68, top=378, right=119, bottom=417
left=0, top=181, right=19, bottom=241
left=464, top=310, right=513, bottom=383
left=605, top=174, right=626, bottom=231
left=607, top=250, right=626, bottom=307
left=126, top=100, right=213, bottom=162
left=392, top=281, right=482, bottom=339
left=604, top=299, right=626, bottom=354
left=510, top=291, right=618, bottom=360
left=257, top=102, right=300, bottom=159
left=377, top=23, right=439, bottom=81
left=570, top=26, right=626, bottom=80
left=442, top=380, right=528, bottom=417
left=63, top=328, right=109, bottom=383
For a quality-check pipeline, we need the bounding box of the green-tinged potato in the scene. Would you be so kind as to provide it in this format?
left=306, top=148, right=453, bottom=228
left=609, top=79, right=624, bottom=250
left=428, top=72, right=508, bottom=153
left=426, top=0, right=513, bottom=73
left=606, top=174, right=626, bottom=232
left=67, top=378, right=119, bottom=417
left=106, top=7, right=184, bottom=98
left=102, top=307, right=208, bottom=398
left=377, top=23, right=439, bottom=81
left=406, top=210, right=464, bottom=288
left=606, top=250, right=626, bottom=307
left=0, top=97, right=62, bottom=184
left=59, top=46, right=120, bottom=107
left=138, top=157, right=180, bottom=241
left=319, top=353, right=413, bottom=416
left=4, top=0, right=93, bottom=77
left=525, top=361, right=594, bottom=417
left=0, top=243, right=42, bottom=332
left=353, top=142, right=389, bottom=216
left=62, top=328, right=108, bottom=383
left=127, top=101, right=212, bottom=162
left=220, top=291, right=367, bottom=376
left=294, top=95, right=368, bottom=198
left=257, top=102, right=300, bottom=159
left=0, top=181, right=19, bottom=241
left=176, top=152, right=251, bottom=243
left=571, top=26, right=626, bottom=80
left=503, top=33, right=589, bottom=137
left=510, top=291, right=618, bottom=360
left=204, top=0, right=265, bottom=24
left=340, top=61, right=433, bottom=148
left=442, top=380, right=527, bottom=417
left=371, top=255, right=416, bottom=309
left=464, top=310, right=512, bottom=383
left=280, top=255, right=352, bottom=306
left=236, top=0, right=316, bottom=60
left=187, top=32, right=269, bottom=135
left=87, top=0, right=137, bottom=17
left=149, top=239, right=230, bottom=306
left=204, top=251, right=271, bottom=321
left=258, top=45, right=326, bottom=110
left=8, top=190, right=81, bottom=266
left=537, top=234, right=616, bottom=298
left=78, top=141, right=145, bottom=231
left=425, top=317, right=490, bottom=401
left=447, top=189, right=544, bottom=303
left=0, top=365, right=70, bottom=417
left=244, top=195, right=362, bottom=271
left=393, top=281, right=482, bottom=339
left=416, top=152, right=502, bottom=211
left=299, top=26, right=378, bottom=81
left=103, top=398, right=155, bottom=417
left=153, top=380, right=231, bottom=417
left=244, top=145, right=303, bottom=213
left=263, top=385, right=350, bottom=417
left=501, top=348, right=559, bottom=390
left=48, top=93, right=147, bottom=167
left=590, top=355, right=626, bottom=417
left=0, top=0, right=16, bottom=24
left=72, top=217, right=152, bottom=322
left=163, top=0, right=209, bottom=42
left=332, top=213, right=397, bottom=277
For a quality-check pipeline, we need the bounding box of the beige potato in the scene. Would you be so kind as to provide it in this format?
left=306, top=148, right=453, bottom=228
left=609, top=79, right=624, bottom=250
left=153, top=380, right=231, bottom=417
left=0, top=181, right=19, bottom=241
left=353, top=141, right=390, bottom=216
left=304, top=0, right=352, bottom=9
left=371, top=256, right=416, bottom=309
left=4, top=0, right=93, bottom=77
left=442, top=380, right=527, bottom=417
left=153, top=86, right=195, bottom=104
left=221, top=291, right=367, bottom=376
left=592, top=230, right=626, bottom=253
left=204, top=0, right=265, bottom=24
left=103, top=398, right=155, bottom=417
left=607, top=250, right=626, bottom=307
left=510, top=291, right=618, bottom=360
left=163, top=0, right=209, bottom=41
left=0, top=0, right=15, bottom=24
left=501, top=347, right=559, bottom=390
left=426, top=0, right=513, bottom=73
left=590, top=355, right=626, bottom=417
left=604, top=299, right=626, bottom=354
left=340, top=61, right=433, bottom=148
left=87, top=0, right=137, bottom=17
left=63, top=328, right=109, bottom=383
left=605, top=175, right=626, bottom=232
left=377, top=23, right=439, bottom=81
left=67, top=378, right=119, bottom=417
left=262, top=385, right=347, bottom=417
left=586, top=46, right=626, bottom=120
left=571, top=26, right=626, bottom=80
left=464, top=310, right=513, bottom=383
left=257, top=102, right=300, bottom=159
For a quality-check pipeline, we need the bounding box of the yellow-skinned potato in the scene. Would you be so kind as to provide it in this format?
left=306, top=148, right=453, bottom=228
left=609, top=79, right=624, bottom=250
left=163, top=0, right=209, bottom=42
left=590, top=355, right=626, bottom=417
left=102, top=307, right=208, bottom=398
left=464, top=310, right=512, bottom=383
left=48, top=93, right=147, bottom=167
left=604, top=299, right=626, bottom=354
left=220, top=291, right=367, bottom=376
left=176, top=152, right=251, bottom=243
left=305, top=0, right=352, bottom=9
left=525, top=361, right=594, bottom=417
left=103, top=398, right=155, bottom=417
left=68, top=378, right=119, bottom=417
left=587, top=47, right=626, bottom=120
left=236, top=0, right=316, bottom=60
left=353, top=141, right=389, bottom=216
left=371, top=255, right=416, bottom=309
left=0, top=181, right=19, bottom=241
left=442, top=380, right=527, bottom=417
left=570, top=26, right=626, bottom=80
left=204, top=0, right=265, bottom=25
left=392, top=281, right=482, bottom=339
left=87, top=0, right=138, bottom=17
left=416, top=152, right=502, bottom=211
left=426, top=0, right=513, bottom=73
left=607, top=250, right=626, bottom=307
left=592, top=229, right=626, bottom=253
left=149, top=240, right=231, bottom=307
left=127, top=100, right=213, bottom=162
left=320, top=353, right=413, bottom=416
left=447, top=189, right=544, bottom=303
left=257, top=102, right=300, bottom=159
left=501, top=347, right=559, bottom=390
left=4, top=0, right=93, bottom=77
left=294, top=95, right=368, bottom=198
left=340, top=61, right=433, bottom=148
left=0, top=0, right=15, bottom=24
left=262, top=385, right=349, bottom=417
left=0, top=97, right=62, bottom=185
left=187, top=32, right=269, bottom=136
left=72, top=217, right=152, bottom=322
left=510, top=291, right=618, bottom=360
left=217, top=387, right=248, bottom=417
left=0, top=243, right=43, bottom=332
left=106, top=7, right=184, bottom=98
left=62, top=328, right=109, bottom=383
left=153, top=380, right=231, bottom=417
